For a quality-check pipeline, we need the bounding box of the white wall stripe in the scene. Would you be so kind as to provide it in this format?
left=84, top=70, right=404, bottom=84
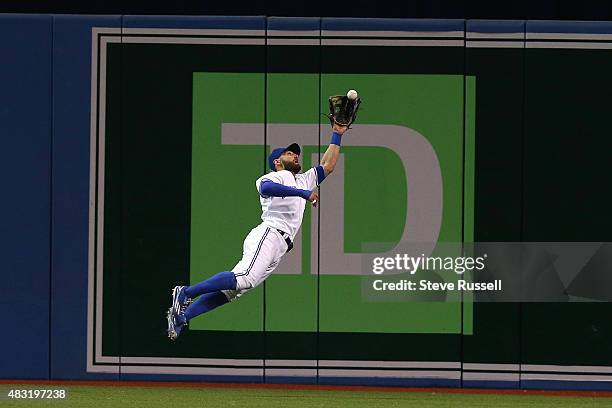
left=94, top=35, right=114, bottom=365
left=92, top=27, right=122, bottom=35
left=268, top=38, right=319, bottom=46
left=321, top=30, right=464, bottom=38
left=119, top=366, right=264, bottom=376
left=122, top=28, right=264, bottom=36
left=96, top=356, right=121, bottom=364
left=319, top=361, right=461, bottom=369
left=322, top=38, right=464, bottom=47
left=527, top=41, right=612, bottom=49
left=522, top=374, right=612, bottom=382
left=122, top=36, right=265, bottom=45
left=86, top=364, right=120, bottom=374
left=121, top=357, right=264, bottom=366
left=105, top=362, right=612, bottom=373
left=467, top=32, right=524, bottom=39
left=266, top=369, right=318, bottom=377
left=268, top=29, right=320, bottom=37
left=266, top=360, right=318, bottom=367
left=112, top=27, right=471, bottom=41
left=87, top=25, right=99, bottom=375
left=463, top=372, right=520, bottom=381
left=523, top=365, right=612, bottom=374
left=463, top=363, right=521, bottom=371
left=527, top=32, right=612, bottom=41
left=466, top=41, right=524, bottom=48
left=319, top=369, right=461, bottom=379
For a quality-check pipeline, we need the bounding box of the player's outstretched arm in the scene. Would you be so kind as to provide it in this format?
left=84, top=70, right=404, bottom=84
left=320, top=123, right=348, bottom=177
left=259, top=180, right=319, bottom=206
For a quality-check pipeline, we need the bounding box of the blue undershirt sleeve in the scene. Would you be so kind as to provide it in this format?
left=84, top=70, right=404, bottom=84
left=260, top=180, right=312, bottom=200
left=315, top=165, right=326, bottom=185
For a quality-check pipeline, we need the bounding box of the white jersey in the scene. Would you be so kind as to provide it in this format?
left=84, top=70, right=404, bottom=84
left=255, top=168, right=319, bottom=240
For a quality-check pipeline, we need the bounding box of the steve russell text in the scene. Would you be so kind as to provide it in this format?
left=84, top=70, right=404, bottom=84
left=372, top=279, right=502, bottom=292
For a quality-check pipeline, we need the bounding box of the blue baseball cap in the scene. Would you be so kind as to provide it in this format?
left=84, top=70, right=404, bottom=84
left=268, top=143, right=301, bottom=171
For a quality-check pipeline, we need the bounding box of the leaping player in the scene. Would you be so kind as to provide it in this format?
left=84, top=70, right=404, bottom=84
left=167, top=92, right=361, bottom=340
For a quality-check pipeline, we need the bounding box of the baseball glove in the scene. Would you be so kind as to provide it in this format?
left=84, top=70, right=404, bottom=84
left=328, top=94, right=361, bottom=128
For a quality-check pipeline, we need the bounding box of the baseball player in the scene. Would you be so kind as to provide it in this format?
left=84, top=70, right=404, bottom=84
left=165, top=124, right=346, bottom=340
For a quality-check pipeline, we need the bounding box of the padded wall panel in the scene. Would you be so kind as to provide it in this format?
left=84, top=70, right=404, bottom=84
left=0, top=14, right=52, bottom=379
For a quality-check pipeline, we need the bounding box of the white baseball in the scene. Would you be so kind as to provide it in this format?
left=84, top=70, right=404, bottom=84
left=347, top=89, right=358, bottom=100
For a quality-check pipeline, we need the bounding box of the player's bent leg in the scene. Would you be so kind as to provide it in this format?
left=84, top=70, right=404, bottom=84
left=183, top=271, right=237, bottom=298
left=167, top=224, right=283, bottom=340
left=220, top=230, right=284, bottom=303
left=232, top=226, right=284, bottom=291
left=223, top=260, right=277, bottom=303
left=183, top=291, right=229, bottom=321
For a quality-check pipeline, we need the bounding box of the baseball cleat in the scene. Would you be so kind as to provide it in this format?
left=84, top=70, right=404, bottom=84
left=171, top=285, right=192, bottom=316
left=166, top=308, right=177, bottom=340
left=166, top=307, right=187, bottom=341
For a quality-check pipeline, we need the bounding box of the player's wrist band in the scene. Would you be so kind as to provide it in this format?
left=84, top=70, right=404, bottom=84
left=330, top=132, right=342, bottom=146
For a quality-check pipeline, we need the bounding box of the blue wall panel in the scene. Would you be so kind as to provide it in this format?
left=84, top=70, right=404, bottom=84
left=466, top=19, right=525, bottom=33
left=51, top=14, right=121, bottom=380
left=268, top=16, right=320, bottom=31
left=122, top=15, right=265, bottom=30
left=527, top=20, right=612, bottom=34
left=0, top=14, right=52, bottom=379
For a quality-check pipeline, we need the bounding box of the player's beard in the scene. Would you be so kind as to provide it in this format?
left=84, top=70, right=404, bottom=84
left=281, top=158, right=301, bottom=174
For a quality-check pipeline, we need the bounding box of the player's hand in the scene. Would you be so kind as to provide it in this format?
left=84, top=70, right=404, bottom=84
left=332, top=123, right=348, bottom=135
left=308, top=191, right=319, bottom=207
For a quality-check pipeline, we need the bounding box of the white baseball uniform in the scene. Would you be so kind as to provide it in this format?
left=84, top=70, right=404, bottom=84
left=222, top=168, right=320, bottom=301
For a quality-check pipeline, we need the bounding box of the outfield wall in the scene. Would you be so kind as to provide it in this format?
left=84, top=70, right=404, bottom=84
left=2, top=15, right=612, bottom=390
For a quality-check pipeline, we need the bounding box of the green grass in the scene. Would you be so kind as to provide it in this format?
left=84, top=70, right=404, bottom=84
left=1, top=385, right=610, bottom=408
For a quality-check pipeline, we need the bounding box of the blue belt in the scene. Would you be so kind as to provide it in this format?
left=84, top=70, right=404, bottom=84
left=276, top=229, right=293, bottom=253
